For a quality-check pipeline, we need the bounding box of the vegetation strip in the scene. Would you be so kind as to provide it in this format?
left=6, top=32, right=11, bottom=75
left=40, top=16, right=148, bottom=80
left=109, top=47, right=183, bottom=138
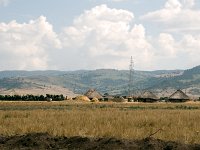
left=0, top=104, right=199, bottom=111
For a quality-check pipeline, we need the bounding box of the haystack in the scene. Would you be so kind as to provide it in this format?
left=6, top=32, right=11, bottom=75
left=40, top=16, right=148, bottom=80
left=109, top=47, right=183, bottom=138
left=74, top=95, right=90, bottom=102
left=138, top=91, right=158, bottom=102
left=84, top=89, right=103, bottom=100
left=91, top=97, right=99, bottom=102
left=103, top=93, right=114, bottom=101
left=169, top=90, right=190, bottom=102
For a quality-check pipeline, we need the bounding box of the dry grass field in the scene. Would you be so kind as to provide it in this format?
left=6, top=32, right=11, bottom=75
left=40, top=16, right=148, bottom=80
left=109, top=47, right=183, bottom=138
left=0, top=101, right=200, bottom=144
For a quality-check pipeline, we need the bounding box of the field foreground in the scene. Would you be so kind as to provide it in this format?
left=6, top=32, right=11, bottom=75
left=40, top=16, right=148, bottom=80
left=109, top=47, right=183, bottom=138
left=0, top=101, right=200, bottom=148
left=0, top=132, right=200, bottom=150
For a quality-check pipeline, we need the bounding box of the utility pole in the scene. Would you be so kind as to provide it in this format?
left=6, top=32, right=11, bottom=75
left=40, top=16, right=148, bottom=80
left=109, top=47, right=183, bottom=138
left=128, top=56, right=134, bottom=97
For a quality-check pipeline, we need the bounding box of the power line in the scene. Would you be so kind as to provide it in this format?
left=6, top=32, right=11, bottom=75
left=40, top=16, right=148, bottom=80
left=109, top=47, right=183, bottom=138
left=128, top=56, right=134, bottom=96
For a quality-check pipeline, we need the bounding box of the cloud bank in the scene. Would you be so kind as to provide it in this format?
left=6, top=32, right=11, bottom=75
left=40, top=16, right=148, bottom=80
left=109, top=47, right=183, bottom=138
left=0, top=3, right=200, bottom=70
left=59, top=4, right=153, bottom=70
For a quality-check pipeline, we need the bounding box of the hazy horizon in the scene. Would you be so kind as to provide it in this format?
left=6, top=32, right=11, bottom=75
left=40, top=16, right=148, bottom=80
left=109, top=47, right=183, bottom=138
left=0, top=65, right=196, bottom=72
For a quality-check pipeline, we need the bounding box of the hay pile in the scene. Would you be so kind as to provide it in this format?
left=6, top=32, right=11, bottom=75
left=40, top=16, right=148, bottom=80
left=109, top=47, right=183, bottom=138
left=74, top=96, right=90, bottom=102
left=91, top=97, right=99, bottom=102
left=84, top=89, right=103, bottom=99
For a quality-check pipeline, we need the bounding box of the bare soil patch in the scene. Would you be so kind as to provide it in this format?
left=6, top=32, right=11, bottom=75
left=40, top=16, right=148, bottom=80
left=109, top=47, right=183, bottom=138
left=0, top=133, right=200, bottom=150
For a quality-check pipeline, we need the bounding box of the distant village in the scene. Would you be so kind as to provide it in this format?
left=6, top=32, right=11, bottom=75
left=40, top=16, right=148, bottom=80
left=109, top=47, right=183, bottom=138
left=0, top=88, right=197, bottom=103
left=70, top=88, right=196, bottom=103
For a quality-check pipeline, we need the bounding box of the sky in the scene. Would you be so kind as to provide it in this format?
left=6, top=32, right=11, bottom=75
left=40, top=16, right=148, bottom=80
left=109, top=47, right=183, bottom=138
left=0, top=0, right=200, bottom=71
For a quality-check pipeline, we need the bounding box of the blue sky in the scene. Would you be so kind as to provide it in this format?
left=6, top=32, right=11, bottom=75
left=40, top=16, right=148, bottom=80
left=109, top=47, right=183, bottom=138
left=0, top=0, right=200, bottom=71
left=0, top=0, right=163, bottom=30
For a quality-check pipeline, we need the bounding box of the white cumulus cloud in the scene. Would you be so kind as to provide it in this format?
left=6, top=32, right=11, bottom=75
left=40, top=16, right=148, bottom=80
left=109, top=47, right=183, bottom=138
left=149, top=32, right=200, bottom=69
left=141, top=0, right=200, bottom=33
left=141, top=0, right=182, bottom=22
left=0, top=16, right=61, bottom=70
left=181, top=0, right=195, bottom=8
left=58, top=4, right=154, bottom=70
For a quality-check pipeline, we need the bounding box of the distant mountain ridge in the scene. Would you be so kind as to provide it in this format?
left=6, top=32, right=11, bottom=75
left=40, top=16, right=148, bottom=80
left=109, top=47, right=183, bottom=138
left=0, top=66, right=200, bottom=98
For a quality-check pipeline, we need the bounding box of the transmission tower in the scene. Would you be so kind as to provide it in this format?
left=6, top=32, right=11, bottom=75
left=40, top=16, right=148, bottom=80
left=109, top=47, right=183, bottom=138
left=128, top=56, right=134, bottom=97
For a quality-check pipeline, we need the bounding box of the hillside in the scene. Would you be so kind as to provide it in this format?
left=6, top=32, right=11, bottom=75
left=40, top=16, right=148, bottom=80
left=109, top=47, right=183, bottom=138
left=1, top=66, right=200, bottom=97
left=0, top=69, right=185, bottom=96
left=0, top=70, right=66, bottom=79
left=144, top=66, right=200, bottom=98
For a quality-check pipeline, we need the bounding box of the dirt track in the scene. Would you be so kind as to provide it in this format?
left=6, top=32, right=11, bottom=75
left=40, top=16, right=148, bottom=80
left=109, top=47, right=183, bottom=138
left=0, top=133, right=200, bottom=150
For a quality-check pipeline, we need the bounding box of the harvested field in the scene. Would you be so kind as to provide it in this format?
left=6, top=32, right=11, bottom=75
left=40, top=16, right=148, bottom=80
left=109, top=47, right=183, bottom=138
left=0, top=133, right=200, bottom=150
left=0, top=101, right=200, bottom=149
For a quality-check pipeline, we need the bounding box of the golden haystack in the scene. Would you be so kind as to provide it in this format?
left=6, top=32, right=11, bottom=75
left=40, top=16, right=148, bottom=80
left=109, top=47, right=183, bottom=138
left=74, top=95, right=90, bottom=102
left=91, top=97, right=99, bottom=102
left=84, top=89, right=103, bottom=99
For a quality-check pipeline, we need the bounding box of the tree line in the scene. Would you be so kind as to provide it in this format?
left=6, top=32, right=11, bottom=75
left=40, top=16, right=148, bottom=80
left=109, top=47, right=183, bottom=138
left=0, top=94, right=65, bottom=101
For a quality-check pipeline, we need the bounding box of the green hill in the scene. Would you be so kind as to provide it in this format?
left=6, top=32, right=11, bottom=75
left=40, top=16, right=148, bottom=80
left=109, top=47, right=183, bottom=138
left=0, top=68, right=185, bottom=95
left=2, top=66, right=200, bottom=97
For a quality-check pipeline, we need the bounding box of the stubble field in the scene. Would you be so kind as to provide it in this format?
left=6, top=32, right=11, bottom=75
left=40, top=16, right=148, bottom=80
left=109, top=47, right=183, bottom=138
left=0, top=101, right=200, bottom=145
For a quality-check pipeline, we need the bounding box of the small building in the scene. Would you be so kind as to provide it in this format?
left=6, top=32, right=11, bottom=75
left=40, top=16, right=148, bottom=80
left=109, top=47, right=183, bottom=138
left=46, top=98, right=52, bottom=102
left=112, top=96, right=127, bottom=103
left=84, top=89, right=103, bottom=100
left=138, top=91, right=159, bottom=103
left=103, top=93, right=114, bottom=101
left=169, top=89, right=190, bottom=102
left=127, top=96, right=138, bottom=102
